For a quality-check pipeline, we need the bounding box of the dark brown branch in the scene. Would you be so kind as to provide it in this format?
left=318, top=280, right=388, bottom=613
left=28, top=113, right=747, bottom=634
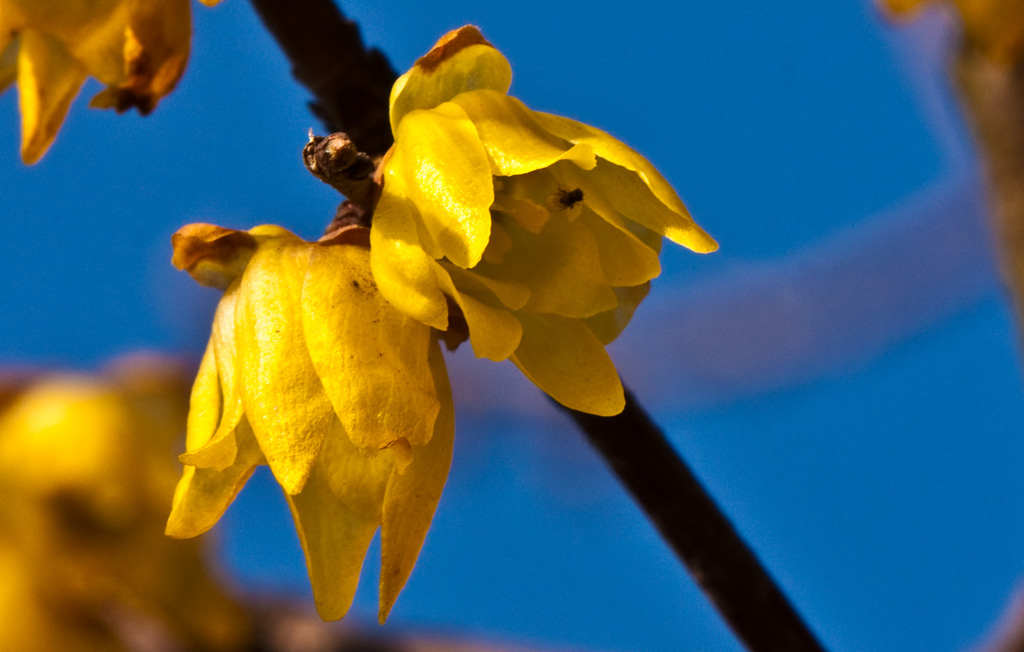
left=955, top=51, right=1024, bottom=343
left=562, top=390, right=826, bottom=652
left=247, top=0, right=398, bottom=159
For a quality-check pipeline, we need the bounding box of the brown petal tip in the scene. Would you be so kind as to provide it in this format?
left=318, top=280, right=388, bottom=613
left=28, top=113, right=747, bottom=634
left=171, top=223, right=258, bottom=289
left=415, top=25, right=492, bottom=74
left=318, top=224, right=371, bottom=247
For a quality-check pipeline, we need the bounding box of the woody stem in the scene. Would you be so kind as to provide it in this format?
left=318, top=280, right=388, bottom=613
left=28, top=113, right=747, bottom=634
left=561, top=390, right=827, bottom=652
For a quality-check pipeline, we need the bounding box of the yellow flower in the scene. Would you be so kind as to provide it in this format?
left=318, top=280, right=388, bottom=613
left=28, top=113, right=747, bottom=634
left=0, top=0, right=221, bottom=163
left=0, top=359, right=249, bottom=651
left=369, top=26, right=717, bottom=417
left=167, top=223, right=454, bottom=622
left=882, top=0, right=1024, bottom=62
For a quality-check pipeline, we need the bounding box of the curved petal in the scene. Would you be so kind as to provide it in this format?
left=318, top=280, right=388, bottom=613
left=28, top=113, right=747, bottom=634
left=237, top=237, right=333, bottom=495
left=90, top=0, right=191, bottom=114
left=17, top=29, right=87, bottom=164
left=390, top=103, right=494, bottom=268
left=482, top=212, right=617, bottom=318
left=578, top=206, right=661, bottom=287
left=585, top=283, right=651, bottom=345
left=389, top=25, right=511, bottom=132
left=379, top=337, right=454, bottom=621
left=183, top=339, right=220, bottom=453
left=452, top=90, right=595, bottom=176
left=370, top=189, right=449, bottom=330
left=165, top=419, right=263, bottom=538
left=288, top=420, right=393, bottom=621
left=437, top=265, right=522, bottom=361
left=303, top=243, right=440, bottom=451
left=532, top=111, right=718, bottom=253
left=511, top=313, right=624, bottom=416
left=180, top=284, right=244, bottom=470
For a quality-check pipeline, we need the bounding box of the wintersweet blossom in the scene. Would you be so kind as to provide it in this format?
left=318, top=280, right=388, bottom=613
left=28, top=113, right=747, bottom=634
left=882, top=0, right=1024, bottom=62
left=167, top=223, right=454, bottom=622
left=0, top=360, right=249, bottom=652
left=0, top=0, right=221, bottom=163
left=370, top=26, right=717, bottom=416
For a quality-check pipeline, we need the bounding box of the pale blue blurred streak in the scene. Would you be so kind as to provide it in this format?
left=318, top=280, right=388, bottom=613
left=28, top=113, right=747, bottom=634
left=1, top=1, right=1021, bottom=651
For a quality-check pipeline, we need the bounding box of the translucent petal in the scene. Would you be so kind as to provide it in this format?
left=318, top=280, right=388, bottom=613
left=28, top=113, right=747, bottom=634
left=237, top=237, right=333, bottom=495
left=532, top=111, right=718, bottom=253
left=511, top=313, right=624, bottom=416
left=578, top=205, right=661, bottom=286
left=288, top=421, right=392, bottom=621
left=379, top=337, right=454, bottom=621
left=370, top=189, right=449, bottom=330
left=482, top=212, right=617, bottom=318
left=437, top=265, right=522, bottom=361
left=389, top=25, right=511, bottom=132
left=165, top=419, right=263, bottom=538
left=444, top=264, right=530, bottom=310
left=586, top=283, right=651, bottom=345
left=452, top=90, right=592, bottom=176
left=17, top=29, right=87, bottom=164
left=303, top=243, right=439, bottom=451
left=180, top=285, right=244, bottom=470
left=391, top=103, right=493, bottom=268
left=183, top=339, right=220, bottom=453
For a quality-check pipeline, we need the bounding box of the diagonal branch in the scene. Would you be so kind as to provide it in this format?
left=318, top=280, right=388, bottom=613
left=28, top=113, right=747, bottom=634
left=562, top=390, right=827, bottom=652
left=247, top=0, right=398, bottom=159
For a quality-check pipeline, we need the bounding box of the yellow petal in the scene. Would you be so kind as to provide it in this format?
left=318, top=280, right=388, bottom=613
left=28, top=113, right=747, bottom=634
left=452, top=90, right=595, bottom=176
left=0, top=37, right=17, bottom=94
left=579, top=205, right=661, bottom=287
left=303, top=243, right=440, bottom=451
left=389, top=25, right=512, bottom=132
left=511, top=313, right=624, bottom=416
left=183, top=339, right=220, bottom=452
left=483, top=212, right=617, bottom=318
left=287, top=422, right=392, bottom=621
left=390, top=103, right=494, bottom=268
left=237, top=236, right=333, bottom=495
left=443, top=263, right=530, bottom=310
left=179, top=281, right=246, bottom=470
left=17, top=29, right=87, bottom=164
left=585, top=283, right=651, bottom=345
left=379, top=337, right=454, bottom=621
left=94, top=0, right=191, bottom=114
left=370, top=189, right=450, bottom=330
left=437, top=264, right=522, bottom=361
left=533, top=112, right=718, bottom=253
left=14, top=0, right=127, bottom=86
left=166, top=418, right=264, bottom=538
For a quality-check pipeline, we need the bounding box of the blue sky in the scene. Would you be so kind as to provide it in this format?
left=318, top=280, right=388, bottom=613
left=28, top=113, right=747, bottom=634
left=3, top=1, right=1022, bottom=651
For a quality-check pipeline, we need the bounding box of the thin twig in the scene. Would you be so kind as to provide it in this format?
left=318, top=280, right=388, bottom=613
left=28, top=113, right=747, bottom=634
left=562, top=390, right=826, bottom=652
left=247, top=0, right=398, bottom=159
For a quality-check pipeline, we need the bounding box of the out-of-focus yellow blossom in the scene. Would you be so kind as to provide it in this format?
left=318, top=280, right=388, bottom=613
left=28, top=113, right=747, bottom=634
left=0, top=0, right=221, bottom=163
left=882, top=0, right=1024, bottom=63
left=0, top=359, right=250, bottom=651
left=370, top=26, right=717, bottom=417
left=168, top=222, right=454, bottom=622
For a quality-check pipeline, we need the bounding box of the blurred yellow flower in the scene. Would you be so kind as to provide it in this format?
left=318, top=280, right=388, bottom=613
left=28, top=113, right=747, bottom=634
left=0, top=359, right=249, bottom=651
left=882, top=0, right=1024, bottom=62
left=0, top=0, right=221, bottom=163
left=167, top=223, right=454, bottom=622
left=370, top=26, right=717, bottom=417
